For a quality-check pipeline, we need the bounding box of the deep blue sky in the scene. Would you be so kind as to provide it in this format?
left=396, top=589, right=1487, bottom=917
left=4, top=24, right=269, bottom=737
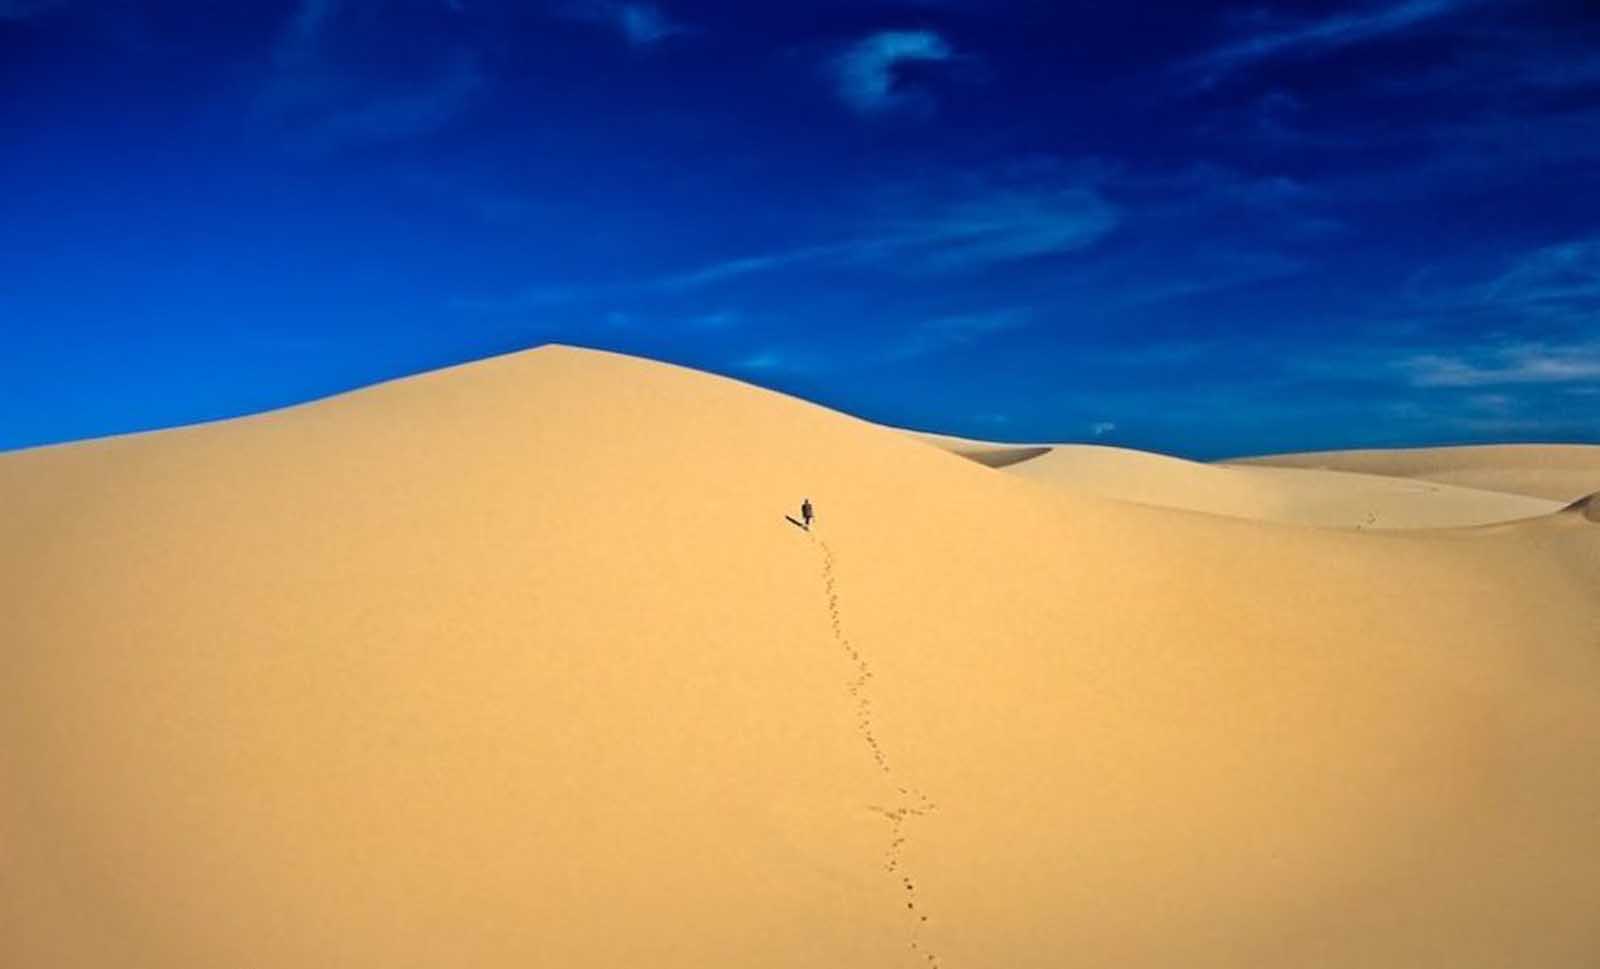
left=3, top=0, right=1597, bottom=457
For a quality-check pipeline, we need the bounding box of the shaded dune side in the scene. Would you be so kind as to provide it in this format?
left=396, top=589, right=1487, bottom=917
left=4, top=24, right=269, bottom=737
left=1565, top=492, right=1600, bottom=523
left=901, top=431, right=1050, bottom=468
left=1232, top=443, right=1600, bottom=503
left=3, top=345, right=1600, bottom=969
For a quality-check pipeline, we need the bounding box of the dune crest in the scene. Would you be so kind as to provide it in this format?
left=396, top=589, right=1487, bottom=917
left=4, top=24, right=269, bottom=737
left=5, top=345, right=1599, bottom=968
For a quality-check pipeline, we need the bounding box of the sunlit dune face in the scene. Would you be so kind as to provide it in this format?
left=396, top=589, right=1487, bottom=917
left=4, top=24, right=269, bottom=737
left=4, top=347, right=1599, bottom=969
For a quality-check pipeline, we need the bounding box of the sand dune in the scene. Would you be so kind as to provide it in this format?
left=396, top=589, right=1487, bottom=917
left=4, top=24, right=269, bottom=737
left=1231, top=443, right=1600, bottom=503
left=914, top=438, right=1562, bottom=528
left=4, top=346, right=1599, bottom=968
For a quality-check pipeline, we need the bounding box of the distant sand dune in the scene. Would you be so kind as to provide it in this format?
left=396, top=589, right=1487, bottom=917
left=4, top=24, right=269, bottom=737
left=1231, top=443, right=1600, bottom=503
left=914, top=437, right=1563, bottom=528
left=4, top=346, right=1599, bottom=968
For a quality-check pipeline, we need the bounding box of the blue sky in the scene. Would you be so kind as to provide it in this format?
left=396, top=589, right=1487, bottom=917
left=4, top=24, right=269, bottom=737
left=3, top=0, right=1597, bottom=458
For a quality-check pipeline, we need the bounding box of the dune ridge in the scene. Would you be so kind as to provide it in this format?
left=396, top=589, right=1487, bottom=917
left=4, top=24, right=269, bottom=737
left=4, top=345, right=1599, bottom=968
left=1230, top=443, right=1600, bottom=503
left=912, top=437, right=1563, bottom=528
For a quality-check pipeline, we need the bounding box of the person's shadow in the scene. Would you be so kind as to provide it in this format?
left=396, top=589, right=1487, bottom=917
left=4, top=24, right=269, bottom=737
left=785, top=515, right=808, bottom=531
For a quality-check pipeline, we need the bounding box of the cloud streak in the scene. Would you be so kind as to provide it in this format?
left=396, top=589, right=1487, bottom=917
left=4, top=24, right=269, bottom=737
left=1402, top=343, right=1600, bottom=387
left=664, top=183, right=1120, bottom=289
left=257, top=1, right=485, bottom=154
left=831, top=30, right=953, bottom=115
left=455, top=173, right=1123, bottom=316
left=1483, top=239, right=1600, bottom=315
left=887, top=308, right=1033, bottom=361
left=1190, top=0, right=1471, bottom=81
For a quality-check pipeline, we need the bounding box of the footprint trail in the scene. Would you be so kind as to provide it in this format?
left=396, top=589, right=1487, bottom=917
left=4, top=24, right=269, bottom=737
left=815, top=535, right=944, bottom=968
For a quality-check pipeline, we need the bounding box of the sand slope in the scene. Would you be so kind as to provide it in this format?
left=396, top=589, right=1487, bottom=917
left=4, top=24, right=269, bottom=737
left=915, top=438, right=1561, bottom=528
left=1232, top=444, right=1600, bottom=503
left=4, top=346, right=1600, bottom=968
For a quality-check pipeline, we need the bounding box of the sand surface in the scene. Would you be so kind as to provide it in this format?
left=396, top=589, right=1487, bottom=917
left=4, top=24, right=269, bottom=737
left=1231, top=444, right=1600, bottom=503
left=956, top=442, right=1564, bottom=528
left=5, top=346, right=1599, bottom=968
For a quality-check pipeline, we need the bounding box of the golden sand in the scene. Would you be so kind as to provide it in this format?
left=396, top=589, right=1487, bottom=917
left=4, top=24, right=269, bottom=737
left=1230, top=443, right=1600, bottom=503
left=4, top=346, right=1598, bottom=967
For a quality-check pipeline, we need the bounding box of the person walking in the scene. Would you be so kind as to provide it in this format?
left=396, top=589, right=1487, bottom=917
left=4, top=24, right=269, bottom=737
left=801, top=498, right=814, bottom=530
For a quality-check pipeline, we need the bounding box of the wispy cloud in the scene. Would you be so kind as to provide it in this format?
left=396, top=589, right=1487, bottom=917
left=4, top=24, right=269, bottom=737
left=728, top=307, right=1032, bottom=374
left=1190, top=0, right=1472, bottom=81
left=830, top=29, right=953, bottom=116
left=1483, top=239, right=1600, bottom=316
left=561, top=1, right=692, bottom=47
left=454, top=171, right=1122, bottom=316
left=309, top=57, right=483, bottom=150
left=730, top=347, right=834, bottom=375
left=887, top=308, right=1032, bottom=361
left=664, top=182, right=1120, bottom=289
left=897, top=186, right=1121, bottom=268
left=263, top=55, right=485, bottom=154
left=736, top=350, right=787, bottom=371
left=660, top=241, right=859, bottom=290
left=273, top=0, right=338, bottom=68
left=257, top=1, right=485, bottom=154
left=1402, top=343, right=1600, bottom=387
left=1392, top=236, right=1600, bottom=337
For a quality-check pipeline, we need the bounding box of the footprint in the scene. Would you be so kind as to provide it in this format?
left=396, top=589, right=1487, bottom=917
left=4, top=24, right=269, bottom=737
left=817, top=541, right=944, bottom=966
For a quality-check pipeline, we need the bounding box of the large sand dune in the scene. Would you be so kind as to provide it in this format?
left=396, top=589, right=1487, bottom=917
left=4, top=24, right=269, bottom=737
left=4, top=346, right=1599, bottom=968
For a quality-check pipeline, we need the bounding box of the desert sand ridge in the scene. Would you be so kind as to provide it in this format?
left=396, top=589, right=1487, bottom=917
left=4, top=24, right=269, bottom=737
left=911, top=435, right=1563, bottom=528
left=1232, top=443, right=1600, bottom=502
left=4, top=344, right=1600, bottom=968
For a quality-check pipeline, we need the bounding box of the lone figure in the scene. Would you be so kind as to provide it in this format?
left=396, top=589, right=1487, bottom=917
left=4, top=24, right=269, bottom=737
left=801, top=498, right=814, bottom=530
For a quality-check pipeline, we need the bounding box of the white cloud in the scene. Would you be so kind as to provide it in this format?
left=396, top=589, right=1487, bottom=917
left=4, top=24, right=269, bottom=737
left=1090, top=421, right=1117, bottom=437
left=831, top=30, right=953, bottom=115
left=1402, top=343, right=1600, bottom=387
